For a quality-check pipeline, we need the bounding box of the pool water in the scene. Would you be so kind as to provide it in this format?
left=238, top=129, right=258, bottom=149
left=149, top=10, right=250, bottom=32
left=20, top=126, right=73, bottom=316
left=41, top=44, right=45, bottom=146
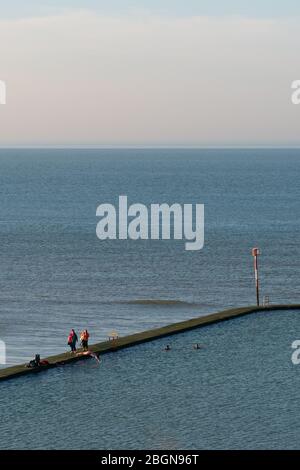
left=1, top=309, right=300, bottom=450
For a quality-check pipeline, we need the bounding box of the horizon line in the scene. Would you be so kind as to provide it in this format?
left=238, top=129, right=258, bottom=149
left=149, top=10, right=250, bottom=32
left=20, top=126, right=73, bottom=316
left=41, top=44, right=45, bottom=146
left=1, top=145, right=300, bottom=150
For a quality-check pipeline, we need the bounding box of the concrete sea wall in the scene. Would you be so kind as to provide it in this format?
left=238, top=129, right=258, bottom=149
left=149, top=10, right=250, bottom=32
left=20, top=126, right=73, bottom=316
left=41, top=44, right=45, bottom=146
left=1, top=304, right=299, bottom=382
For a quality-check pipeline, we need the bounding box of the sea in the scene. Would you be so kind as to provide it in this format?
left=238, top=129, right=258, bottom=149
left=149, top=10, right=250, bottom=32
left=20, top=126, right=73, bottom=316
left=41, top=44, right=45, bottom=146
left=0, top=148, right=299, bottom=366
left=1, top=148, right=300, bottom=449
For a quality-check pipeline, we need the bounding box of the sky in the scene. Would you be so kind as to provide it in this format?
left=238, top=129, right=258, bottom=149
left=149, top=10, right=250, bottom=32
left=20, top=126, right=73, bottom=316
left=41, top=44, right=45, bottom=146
left=0, top=1, right=300, bottom=147
left=2, top=1, right=300, bottom=19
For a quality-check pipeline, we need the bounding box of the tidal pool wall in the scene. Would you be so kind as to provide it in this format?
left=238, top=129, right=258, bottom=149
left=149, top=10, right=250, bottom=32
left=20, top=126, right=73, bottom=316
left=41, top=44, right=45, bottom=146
left=1, top=304, right=299, bottom=383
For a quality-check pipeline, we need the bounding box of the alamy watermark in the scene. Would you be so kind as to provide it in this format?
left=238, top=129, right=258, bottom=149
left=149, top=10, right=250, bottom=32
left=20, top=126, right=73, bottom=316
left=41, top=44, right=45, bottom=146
left=96, top=196, right=204, bottom=251
left=291, top=80, right=300, bottom=105
left=0, top=339, right=6, bottom=365
left=0, top=80, right=6, bottom=105
left=291, top=340, right=300, bottom=365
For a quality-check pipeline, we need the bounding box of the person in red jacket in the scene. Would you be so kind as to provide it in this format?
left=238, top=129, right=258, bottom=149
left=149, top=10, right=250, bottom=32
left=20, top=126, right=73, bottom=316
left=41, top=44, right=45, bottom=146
left=80, top=329, right=90, bottom=351
left=67, top=329, right=78, bottom=353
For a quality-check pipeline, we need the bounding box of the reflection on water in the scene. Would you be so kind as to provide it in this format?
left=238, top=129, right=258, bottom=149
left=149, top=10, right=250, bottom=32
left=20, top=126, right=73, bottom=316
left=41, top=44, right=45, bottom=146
left=1, top=309, right=300, bottom=450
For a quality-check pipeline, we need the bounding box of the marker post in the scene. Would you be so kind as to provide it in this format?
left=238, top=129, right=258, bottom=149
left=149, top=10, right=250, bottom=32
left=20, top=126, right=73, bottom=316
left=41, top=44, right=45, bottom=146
left=252, top=247, right=260, bottom=306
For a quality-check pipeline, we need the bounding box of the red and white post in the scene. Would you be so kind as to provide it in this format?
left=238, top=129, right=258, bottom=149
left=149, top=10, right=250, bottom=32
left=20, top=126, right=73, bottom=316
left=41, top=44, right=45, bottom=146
left=252, top=248, right=260, bottom=306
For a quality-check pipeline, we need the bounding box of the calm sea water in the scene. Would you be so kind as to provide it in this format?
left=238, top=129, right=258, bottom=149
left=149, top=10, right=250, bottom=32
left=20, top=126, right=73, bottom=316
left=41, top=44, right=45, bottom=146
left=0, top=148, right=299, bottom=367
left=1, top=309, right=300, bottom=450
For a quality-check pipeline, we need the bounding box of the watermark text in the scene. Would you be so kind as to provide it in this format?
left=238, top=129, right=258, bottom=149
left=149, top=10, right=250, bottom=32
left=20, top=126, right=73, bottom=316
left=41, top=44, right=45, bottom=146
left=291, top=80, right=300, bottom=105
left=0, top=80, right=6, bottom=105
left=96, top=196, right=205, bottom=251
left=0, top=340, right=6, bottom=365
left=291, top=340, right=300, bottom=364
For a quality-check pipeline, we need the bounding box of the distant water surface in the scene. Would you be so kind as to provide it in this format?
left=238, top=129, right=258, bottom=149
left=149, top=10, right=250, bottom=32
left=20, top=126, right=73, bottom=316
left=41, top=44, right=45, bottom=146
left=0, top=149, right=299, bottom=366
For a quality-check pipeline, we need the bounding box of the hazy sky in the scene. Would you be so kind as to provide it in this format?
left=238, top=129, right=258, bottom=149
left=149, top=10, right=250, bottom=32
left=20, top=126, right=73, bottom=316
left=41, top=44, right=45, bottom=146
left=1, top=1, right=300, bottom=147
left=2, top=1, right=300, bottom=18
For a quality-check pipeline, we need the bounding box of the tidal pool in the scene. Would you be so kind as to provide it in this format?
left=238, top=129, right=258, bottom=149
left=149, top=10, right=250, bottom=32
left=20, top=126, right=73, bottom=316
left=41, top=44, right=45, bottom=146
left=1, top=309, right=300, bottom=450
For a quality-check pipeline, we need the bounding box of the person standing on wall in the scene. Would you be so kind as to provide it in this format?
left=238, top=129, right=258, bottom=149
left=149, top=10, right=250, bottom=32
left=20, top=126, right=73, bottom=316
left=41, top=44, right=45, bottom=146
left=80, top=329, right=90, bottom=351
left=68, top=329, right=78, bottom=353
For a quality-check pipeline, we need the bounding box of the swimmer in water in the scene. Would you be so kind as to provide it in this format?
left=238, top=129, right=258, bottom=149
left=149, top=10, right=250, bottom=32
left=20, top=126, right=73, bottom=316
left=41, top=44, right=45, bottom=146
left=75, top=350, right=101, bottom=362
left=164, top=345, right=171, bottom=351
left=89, top=351, right=101, bottom=363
